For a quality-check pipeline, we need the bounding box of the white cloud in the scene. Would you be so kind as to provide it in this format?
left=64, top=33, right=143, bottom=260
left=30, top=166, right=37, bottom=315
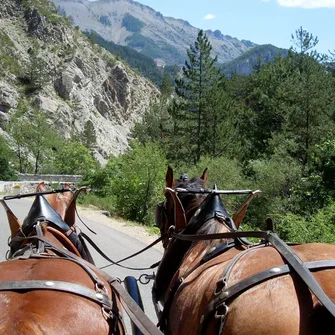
left=277, top=0, right=335, bottom=8
left=203, top=14, right=216, bottom=20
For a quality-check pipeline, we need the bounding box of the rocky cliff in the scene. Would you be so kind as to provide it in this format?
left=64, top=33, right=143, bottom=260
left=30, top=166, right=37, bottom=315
left=0, top=0, right=159, bottom=164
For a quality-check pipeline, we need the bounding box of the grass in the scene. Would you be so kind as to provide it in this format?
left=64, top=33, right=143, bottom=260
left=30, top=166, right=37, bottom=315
left=78, top=193, right=116, bottom=214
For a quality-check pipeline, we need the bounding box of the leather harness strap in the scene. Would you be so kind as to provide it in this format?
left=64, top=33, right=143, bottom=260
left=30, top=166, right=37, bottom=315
left=201, top=259, right=335, bottom=333
left=0, top=280, right=115, bottom=311
left=170, top=230, right=267, bottom=241
left=211, top=259, right=335, bottom=310
left=267, top=232, right=335, bottom=318
left=168, top=229, right=335, bottom=318
left=9, top=235, right=163, bottom=335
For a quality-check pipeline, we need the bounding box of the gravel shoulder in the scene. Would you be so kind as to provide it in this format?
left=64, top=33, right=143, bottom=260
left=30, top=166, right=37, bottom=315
left=77, top=205, right=164, bottom=253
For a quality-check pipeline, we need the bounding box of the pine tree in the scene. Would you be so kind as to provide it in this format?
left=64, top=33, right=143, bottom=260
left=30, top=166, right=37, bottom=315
left=283, top=28, right=335, bottom=171
left=160, top=74, right=173, bottom=100
left=173, top=30, right=224, bottom=163
left=81, top=120, right=97, bottom=151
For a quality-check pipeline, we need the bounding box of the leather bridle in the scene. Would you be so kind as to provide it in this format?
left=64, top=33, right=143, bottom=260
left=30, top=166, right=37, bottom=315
left=1, top=190, right=164, bottom=335
left=154, top=186, right=335, bottom=333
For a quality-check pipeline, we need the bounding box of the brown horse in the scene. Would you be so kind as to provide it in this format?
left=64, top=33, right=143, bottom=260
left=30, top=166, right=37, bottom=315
left=153, top=167, right=335, bottom=334
left=0, top=183, right=125, bottom=335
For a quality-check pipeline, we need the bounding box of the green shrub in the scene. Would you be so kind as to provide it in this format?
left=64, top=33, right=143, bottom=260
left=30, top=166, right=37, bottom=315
left=78, top=193, right=117, bottom=214
left=275, top=201, right=335, bottom=243
left=245, top=154, right=302, bottom=228
left=82, top=141, right=167, bottom=225
left=0, top=135, right=17, bottom=180
left=111, top=141, right=167, bottom=225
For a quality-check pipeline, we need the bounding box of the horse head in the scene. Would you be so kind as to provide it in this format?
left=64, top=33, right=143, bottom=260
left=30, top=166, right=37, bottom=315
left=2, top=182, right=93, bottom=263
left=156, top=166, right=240, bottom=249
left=154, top=168, right=335, bottom=335
left=154, top=167, right=261, bottom=306
left=0, top=184, right=130, bottom=335
left=36, top=182, right=73, bottom=221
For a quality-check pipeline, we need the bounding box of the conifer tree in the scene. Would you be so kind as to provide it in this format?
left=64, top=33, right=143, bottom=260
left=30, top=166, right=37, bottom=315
left=81, top=120, right=97, bottom=151
left=283, top=27, right=335, bottom=171
left=173, top=30, right=224, bottom=163
left=160, top=74, right=173, bottom=100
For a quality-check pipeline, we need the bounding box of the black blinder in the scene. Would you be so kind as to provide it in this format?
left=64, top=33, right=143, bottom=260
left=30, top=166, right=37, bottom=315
left=155, top=201, right=166, bottom=229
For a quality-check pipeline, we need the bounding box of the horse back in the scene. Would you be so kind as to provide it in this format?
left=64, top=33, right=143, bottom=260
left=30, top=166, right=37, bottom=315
left=0, top=258, right=112, bottom=335
left=169, top=243, right=335, bottom=335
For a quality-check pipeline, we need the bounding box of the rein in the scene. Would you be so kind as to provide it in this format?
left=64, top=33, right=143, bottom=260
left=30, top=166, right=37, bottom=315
left=10, top=234, right=164, bottom=335
left=80, top=231, right=162, bottom=271
left=160, top=186, right=335, bottom=323
left=165, top=225, right=335, bottom=318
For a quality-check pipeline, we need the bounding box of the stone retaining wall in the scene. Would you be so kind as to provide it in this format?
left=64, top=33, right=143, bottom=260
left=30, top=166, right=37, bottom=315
left=0, top=175, right=82, bottom=195
left=18, top=174, right=82, bottom=182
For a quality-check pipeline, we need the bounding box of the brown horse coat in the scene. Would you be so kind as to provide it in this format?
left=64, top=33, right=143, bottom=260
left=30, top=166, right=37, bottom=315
left=0, top=183, right=124, bottom=335
left=154, top=168, right=335, bottom=334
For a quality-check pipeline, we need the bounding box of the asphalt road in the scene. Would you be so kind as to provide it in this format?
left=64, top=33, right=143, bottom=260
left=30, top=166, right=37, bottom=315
left=0, top=197, right=163, bottom=334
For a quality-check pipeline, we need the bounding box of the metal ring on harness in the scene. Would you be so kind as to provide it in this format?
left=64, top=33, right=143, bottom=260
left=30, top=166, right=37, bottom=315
left=96, top=282, right=108, bottom=294
left=139, top=273, right=155, bottom=285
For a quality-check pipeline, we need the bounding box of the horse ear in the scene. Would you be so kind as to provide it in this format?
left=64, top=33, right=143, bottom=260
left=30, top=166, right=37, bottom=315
left=200, top=168, right=208, bottom=182
left=62, top=183, right=73, bottom=203
left=64, top=187, right=87, bottom=227
left=36, top=182, right=47, bottom=192
left=0, top=199, right=21, bottom=238
left=233, top=190, right=261, bottom=229
left=166, top=166, right=175, bottom=188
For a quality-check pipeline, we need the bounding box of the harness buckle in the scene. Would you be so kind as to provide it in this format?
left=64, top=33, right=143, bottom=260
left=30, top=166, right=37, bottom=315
left=214, top=278, right=227, bottom=295
left=214, top=302, right=229, bottom=334
left=167, top=225, right=175, bottom=236
left=214, top=302, right=229, bottom=319
left=102, top=305, right=114, bottom=321
left=139, top=273, right=155, bottom=285
left=95, top=282, right=108, bottom=294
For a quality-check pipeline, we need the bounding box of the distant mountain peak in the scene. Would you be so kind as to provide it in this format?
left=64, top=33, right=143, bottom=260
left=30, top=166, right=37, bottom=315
left=52, top=0, right=256, bottom=66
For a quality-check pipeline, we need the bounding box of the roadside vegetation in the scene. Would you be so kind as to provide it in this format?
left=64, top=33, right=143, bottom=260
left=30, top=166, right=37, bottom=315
left=1, top=27, right=335, bottom=242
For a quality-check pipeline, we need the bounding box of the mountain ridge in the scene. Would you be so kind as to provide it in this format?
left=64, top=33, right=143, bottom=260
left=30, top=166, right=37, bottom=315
left=52, top=0, right=256, bottom=66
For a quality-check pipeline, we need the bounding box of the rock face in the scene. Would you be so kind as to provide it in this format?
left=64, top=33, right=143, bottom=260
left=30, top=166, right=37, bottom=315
left=0, top=0, right=159, bottom=163
left=0, top=82, right=19, bottom=114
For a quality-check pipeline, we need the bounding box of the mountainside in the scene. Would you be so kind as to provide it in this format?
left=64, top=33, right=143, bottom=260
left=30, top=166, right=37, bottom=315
left=52, top=0, right=256, bottom=66
left=221, top=44, right=289, bottom=76
left=0, top=0, right=158, bottom=164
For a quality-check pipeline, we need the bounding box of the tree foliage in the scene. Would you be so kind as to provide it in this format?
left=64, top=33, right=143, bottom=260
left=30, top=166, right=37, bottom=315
left=54, top=139, right=98, bottom=175
left=8, top=106, right=60, bottom=174
left=81, top=120, right=97, bottom=151
left=129, top=27, right=335, bottom=238
left=0, top=134, right=16, bottom=180
left=84, top=141, right=167, bottom=225
left=173, top=30, right=225, bottom=163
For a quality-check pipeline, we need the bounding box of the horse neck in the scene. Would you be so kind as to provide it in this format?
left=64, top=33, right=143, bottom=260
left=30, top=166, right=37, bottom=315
left=178, top=218, right=232, bottom=276
left=41, top=225, right=81, bottom=257
left=42, top=226, right=67, bottom=249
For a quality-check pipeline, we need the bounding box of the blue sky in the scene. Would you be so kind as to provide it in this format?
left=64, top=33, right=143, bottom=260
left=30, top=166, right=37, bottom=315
left=89, top=0, right=335, bottom=54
